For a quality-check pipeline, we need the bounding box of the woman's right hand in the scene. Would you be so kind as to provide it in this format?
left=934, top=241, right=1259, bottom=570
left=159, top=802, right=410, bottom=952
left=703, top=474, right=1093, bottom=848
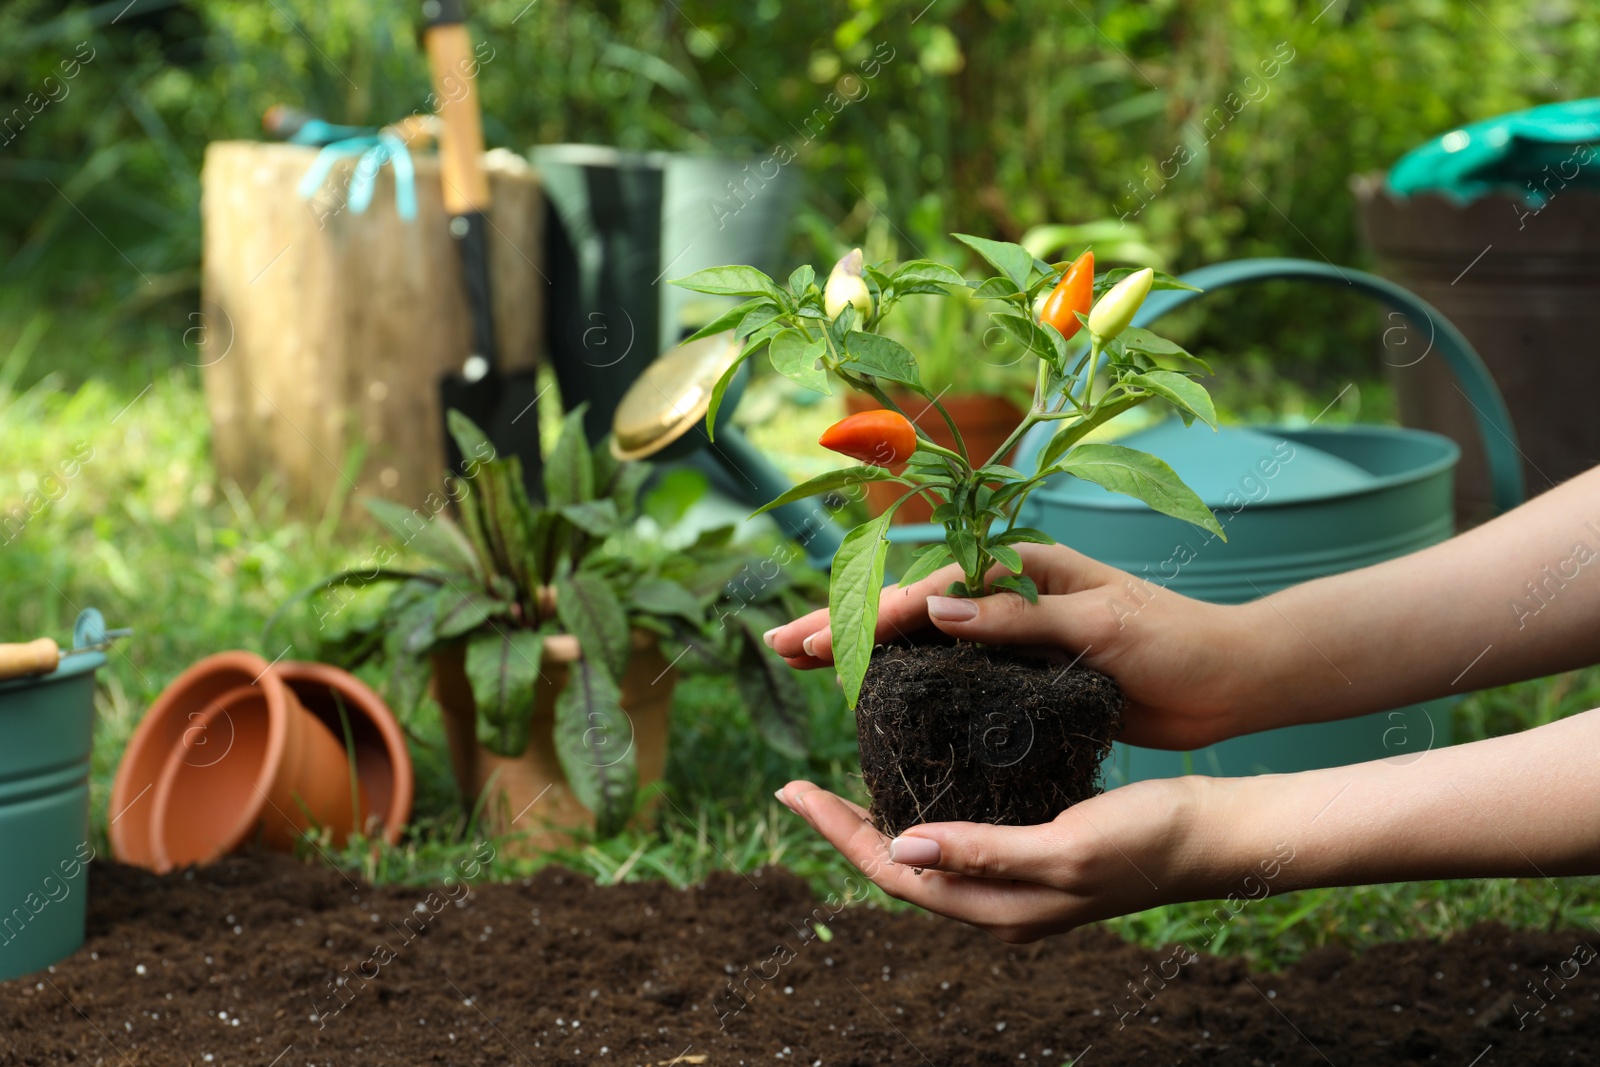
left=764, top=541, right=1255, bottom=750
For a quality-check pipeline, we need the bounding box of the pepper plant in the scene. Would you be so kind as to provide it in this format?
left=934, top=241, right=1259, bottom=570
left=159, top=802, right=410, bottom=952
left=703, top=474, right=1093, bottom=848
left=673, top=235, right=1224, bottom=707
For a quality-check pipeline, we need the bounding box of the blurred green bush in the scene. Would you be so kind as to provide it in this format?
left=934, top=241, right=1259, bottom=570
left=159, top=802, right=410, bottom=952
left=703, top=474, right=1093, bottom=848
left=4, top=0, right=1599, bottom=384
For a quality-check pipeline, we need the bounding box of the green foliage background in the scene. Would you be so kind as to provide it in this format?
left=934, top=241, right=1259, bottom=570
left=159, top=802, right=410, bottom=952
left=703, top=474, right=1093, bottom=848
left=4, top=0, right=1600, bottom=957
left=4, top=0, right=1599, bottom=379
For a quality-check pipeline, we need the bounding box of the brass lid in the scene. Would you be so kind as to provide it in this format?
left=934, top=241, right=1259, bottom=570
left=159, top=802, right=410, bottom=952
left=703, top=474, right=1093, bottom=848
left=610, top=331, right=742, bottom=461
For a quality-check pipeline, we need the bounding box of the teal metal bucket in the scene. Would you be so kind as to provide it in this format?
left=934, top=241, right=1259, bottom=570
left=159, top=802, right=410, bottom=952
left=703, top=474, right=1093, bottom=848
left=0, top=644, right=101, bottom=981
left=1016, top=420, right=1461, bottom=782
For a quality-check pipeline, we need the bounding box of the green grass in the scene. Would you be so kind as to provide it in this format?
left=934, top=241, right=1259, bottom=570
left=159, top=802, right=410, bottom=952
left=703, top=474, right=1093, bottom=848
left=4, top=291, right=1598, bottom=973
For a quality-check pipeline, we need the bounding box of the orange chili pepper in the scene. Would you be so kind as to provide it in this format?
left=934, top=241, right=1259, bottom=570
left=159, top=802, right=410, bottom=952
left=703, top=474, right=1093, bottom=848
left=1037, top=250, right=1094, bottom=341
left=818, top=410, right=918, bottom=468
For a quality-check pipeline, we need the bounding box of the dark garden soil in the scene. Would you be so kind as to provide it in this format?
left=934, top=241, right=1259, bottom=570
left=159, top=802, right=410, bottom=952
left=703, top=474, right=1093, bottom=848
left=4, top=853, right=1598, bottom=1065
left=858, top=644, right=1124, bottom=836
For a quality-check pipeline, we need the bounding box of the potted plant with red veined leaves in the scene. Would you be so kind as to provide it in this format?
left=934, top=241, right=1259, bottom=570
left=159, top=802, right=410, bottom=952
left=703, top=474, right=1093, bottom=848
left=284, top=409, right=823, bottom=851
left=672, top=236, right=1221, bottom=834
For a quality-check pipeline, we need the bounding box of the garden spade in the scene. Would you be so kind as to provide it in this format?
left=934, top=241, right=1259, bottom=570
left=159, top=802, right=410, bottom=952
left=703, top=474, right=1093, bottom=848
left=424, top=0, right=543, bottom=496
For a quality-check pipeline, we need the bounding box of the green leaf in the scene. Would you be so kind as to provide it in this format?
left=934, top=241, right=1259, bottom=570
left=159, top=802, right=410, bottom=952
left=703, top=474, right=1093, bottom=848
left=658, top=617, right=733, bottom=675
left=560, top=499, right=621, bottom=537
left=670, top=265, right=787, bottom=302
left=1094, top=267, right=1202, bottom=296
left=627, top=578, right=704, bottom=623
left=446, top=409, right=497, bottom=468
left=479, top=456, right=534, bottom=588
left=1118, top=326, right=1185, bottom=358
left=1124, top=370, right=1218, bottom=429
left=751, top=465, right=904, bottom=518
left=992, top=526, right=1054, bottom=546
left=704, top=344, right=754, bottom=442
left=555, top=570, right=632, bottom=679
left=682, top=298, right=765, bottom=344
left=841, top=331, right=924, bottom=391
left=642, top=467, right=710, bottom=527
left=976, top=464, right=1025, bottom=480
left=788, top=264, right=815, bottom=297
left=384, top=652, right=433, bottom=720
left=1054, top=443, right=1225, bottom=539
left=895, top=281, right=960, bottom=297
left=434, top=586, right=510, bottom=639
left=363, top=498, right=482, bottom=580
left=896, top=543, right=953, bottom=587
left=949, top=528, right=979, bottom=574
left=544, top=404, right=594, bottom=508
left=929, top=501, right=962, bottom=523
left=988, top=312, right=1060, bottom=366
left=864, top=263, right=892, bottom=297
left=736, top=304, right=783, bottom=341
left=891, top=260, right=967, bottom=287
left=971, top=276, right=1023, bottom=300
left=452, top=488, right=498, bottom=580
left=733, top=616, right=809, bottom=759
left=386, top=580, right=442, bottom=656
left=606, top=461, right=652, bottom=523
left=465, top=628, right=544, bottom=756
left=988, top=543, right=1024, bottom=574
left=954, top=233, right=1034, bottom=290
left=991, top=574, right=1039, bottom=603
left=1119, top=327, right=1212, bottom=374
left=553, top=657, right=637, bottom=837
left=829, top=512, right=895, bottom=709
left=769, top=330, right=832, bottom=395
left=825, top=303, right=856, bottom=350
left=905, top=450, right=952, bottom=473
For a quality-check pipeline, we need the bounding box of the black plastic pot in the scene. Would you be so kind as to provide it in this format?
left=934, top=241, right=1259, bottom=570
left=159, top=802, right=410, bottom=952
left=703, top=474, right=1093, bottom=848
left=532, top=145, right=799, bottom=448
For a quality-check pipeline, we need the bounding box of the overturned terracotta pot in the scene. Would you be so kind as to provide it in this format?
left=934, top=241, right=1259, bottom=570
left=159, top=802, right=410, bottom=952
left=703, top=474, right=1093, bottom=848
left=109, top=651, right=412, bottom=872
left=148, top=683, right=367, bottom=871
left=276, top=660, right=414, bottom=845
left=432, top=630, right=675, bottom=853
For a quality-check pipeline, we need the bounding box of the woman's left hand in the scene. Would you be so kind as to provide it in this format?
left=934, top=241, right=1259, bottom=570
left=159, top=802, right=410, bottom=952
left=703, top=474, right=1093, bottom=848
left=775, top=776, right=1216, bottom=943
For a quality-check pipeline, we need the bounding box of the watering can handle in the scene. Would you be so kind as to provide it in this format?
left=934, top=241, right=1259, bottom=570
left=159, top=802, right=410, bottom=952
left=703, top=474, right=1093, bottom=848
left=1134, top=257, right=1526, bottom=515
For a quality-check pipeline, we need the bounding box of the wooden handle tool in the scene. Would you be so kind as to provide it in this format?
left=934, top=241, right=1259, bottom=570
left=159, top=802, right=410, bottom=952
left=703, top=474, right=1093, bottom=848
left=0, top=638, right=61, bottom=682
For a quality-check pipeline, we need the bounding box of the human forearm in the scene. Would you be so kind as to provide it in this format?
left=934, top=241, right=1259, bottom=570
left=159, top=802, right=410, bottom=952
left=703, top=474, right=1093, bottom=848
left=1224, top=468, right=1600, bottom=733
left=1192, top=707, right=1600, bottom=894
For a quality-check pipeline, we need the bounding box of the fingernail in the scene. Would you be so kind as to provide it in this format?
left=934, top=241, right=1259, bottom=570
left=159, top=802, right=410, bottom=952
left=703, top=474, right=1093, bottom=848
left=762, top=627, right=779, bottom=649
left=788, top=791, right=810, bottom=816
left=927, top=596, right=977, bottom=622
left=801, top=633, right=818, bottom=657
left=774, top=788, right=788, bottom=807
left=889, top=836, right=941, bottom=866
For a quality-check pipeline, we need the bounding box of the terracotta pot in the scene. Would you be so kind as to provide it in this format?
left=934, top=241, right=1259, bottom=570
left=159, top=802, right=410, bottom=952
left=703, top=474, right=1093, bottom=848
left=147, top=685, right=367, bottom=871
left=275, top=660, right=413, bottom=845
left=844, top=391, right=1026, bottom=524
left=432, top=629, right=676, bottom=853
left=109, top=651, right=407, bottom=872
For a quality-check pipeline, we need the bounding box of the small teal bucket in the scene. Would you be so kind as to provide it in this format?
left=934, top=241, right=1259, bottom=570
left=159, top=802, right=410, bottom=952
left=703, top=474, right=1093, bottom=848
left=0, top=610, right=107, bottom=981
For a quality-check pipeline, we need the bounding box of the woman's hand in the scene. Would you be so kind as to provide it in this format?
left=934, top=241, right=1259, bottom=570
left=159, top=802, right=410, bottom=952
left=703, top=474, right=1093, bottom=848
left=775, top=776, right=1220, bottom=943
left=779, top=709, right=1600, bottom=943
left=764, top=541, right=1255, bottom=750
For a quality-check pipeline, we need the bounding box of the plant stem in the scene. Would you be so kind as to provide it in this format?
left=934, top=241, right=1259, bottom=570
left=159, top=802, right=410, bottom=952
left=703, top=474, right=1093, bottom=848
left=983, top=409, right=1043, bottom=470
left=1082, top=338, right=1102, bottom=408
left=926, top=396, right=969, bottom=463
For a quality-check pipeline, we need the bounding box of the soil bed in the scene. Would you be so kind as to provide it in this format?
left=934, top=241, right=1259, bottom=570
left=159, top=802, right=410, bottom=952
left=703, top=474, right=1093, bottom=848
left=2, top=852, right=1597, bottom=1065
left=858, top=644, right=1123, bottom=836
